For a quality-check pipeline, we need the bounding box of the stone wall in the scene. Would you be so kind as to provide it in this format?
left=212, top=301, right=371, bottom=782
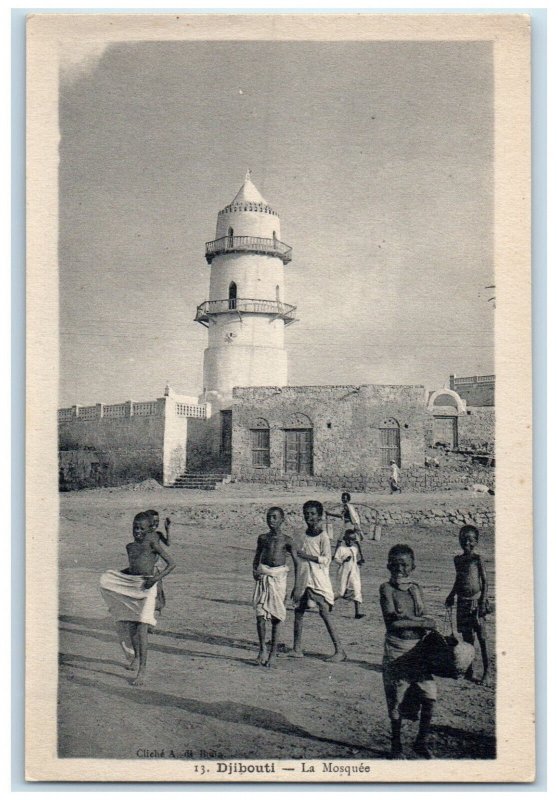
left=159, top=498, right=494, bottom=531
left=59, top=414, right=165, bottom=487
left=450, top=375, right=495, bottom=407
left=459, top=407, right=495, bottom=452
left=231, top=384, right=428, bottom=483
left=58, top=395, right=210, bottom=488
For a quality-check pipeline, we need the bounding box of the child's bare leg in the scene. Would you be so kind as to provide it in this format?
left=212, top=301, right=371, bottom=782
left=266, top=619, right=281, bottom=668
left=131, top=623, right=148, bottom=686
left=256, top=616, right=268, bottom=665
left=413, top=699, right=435, bottom=759
left=292, top=609, right=305, bottom=657
left=356, top=541, right=365, bottom=563
left=312, top=592, right=346, bottom=661
left=462, top=630, right=476, bottom=680
left=477, top=628, right=490, bottom=682
left=389, top=718, right=404, bottom=758
left=116, top=621, right=135, bottom=662
left=125, top=623, right=139, bottom=670
left=354, top=601, right=365, bottom=619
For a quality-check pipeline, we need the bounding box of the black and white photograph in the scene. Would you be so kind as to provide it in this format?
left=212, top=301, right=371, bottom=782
left=25, top=13, right=533, bottom=783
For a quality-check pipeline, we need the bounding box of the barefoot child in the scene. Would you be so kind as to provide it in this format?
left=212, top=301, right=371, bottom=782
left=291, top=500, right=346, bottom=662
left=380, top=544, right=438, bottom=759
left=326, top=492, right=365, bottom=563
left=145, top=510, right=171, bottom=615
left=100, top=511, right=176, bottom=686
left=334, top=529, right=365, bottom=619
left=445, top=524, right=490, bottom=683
left=252, top=507, right=298, bottom=668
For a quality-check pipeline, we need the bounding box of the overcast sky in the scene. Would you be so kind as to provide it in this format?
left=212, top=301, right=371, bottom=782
left=59, top=40, right=494, bottom=407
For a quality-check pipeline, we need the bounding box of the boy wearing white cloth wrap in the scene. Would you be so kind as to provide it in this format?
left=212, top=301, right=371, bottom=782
left=291, top=500, right=347, bottom=663
left=100, top=511, right=175, bottom=686
left=334, top=529, right=365, bottom=618
left=252, top=507, right=298, bottom=668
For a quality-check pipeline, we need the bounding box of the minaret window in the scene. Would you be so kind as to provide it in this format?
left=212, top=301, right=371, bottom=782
left=227, top=227, right=234, bottom=248
left=228, top=281, right=237, bottom=310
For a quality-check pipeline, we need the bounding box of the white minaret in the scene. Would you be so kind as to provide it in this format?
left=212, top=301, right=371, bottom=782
left=196, top=172, right=296, bottom=407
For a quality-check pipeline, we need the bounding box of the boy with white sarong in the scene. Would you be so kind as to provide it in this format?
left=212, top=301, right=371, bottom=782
left=334, top=529, right=365, bottom=619
left=291, top=500, right=346, bottom=662
left=100, top=511, right=176, bottom=686
left=252, top=507, right=298, bottom=668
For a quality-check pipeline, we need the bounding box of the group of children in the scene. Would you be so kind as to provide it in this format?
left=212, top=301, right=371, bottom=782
left=99, top=497, right=490, bottom=757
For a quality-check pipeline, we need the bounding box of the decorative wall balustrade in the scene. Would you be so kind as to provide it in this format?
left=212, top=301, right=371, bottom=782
left=58, top=399, right=208, bottom=422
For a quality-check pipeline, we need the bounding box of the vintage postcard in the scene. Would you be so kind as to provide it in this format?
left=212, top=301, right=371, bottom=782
left=26, top=13, right=533, bottom=782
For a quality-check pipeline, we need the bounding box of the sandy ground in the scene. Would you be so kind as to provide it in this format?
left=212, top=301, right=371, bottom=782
left=58, top=487, right=496, bottom=761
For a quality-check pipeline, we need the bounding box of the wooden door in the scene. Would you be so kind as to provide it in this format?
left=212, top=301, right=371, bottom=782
left=380, top=426, right=401, bottom=466
left=284, top=429, right=313, bottom=475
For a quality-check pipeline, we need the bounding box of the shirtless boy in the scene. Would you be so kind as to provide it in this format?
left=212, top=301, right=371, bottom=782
left=252, top=507, right=298, bottom=668
left=445, top=525, right=490, bottom=683
left=292, top=500, right=346, bottom=662
left=100, top=511, right=175, bottom=686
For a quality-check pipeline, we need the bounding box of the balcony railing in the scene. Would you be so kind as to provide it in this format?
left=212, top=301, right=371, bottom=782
left=195, top=298, right=297, bottom=327
left=205, top=235, right=292, bottom=265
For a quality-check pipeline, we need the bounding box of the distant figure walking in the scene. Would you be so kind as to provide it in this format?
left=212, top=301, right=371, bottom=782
left=389, top=460, right=402, bottom=494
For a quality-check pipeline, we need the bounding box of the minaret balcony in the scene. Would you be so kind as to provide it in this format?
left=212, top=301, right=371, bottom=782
left=205, top=235, right=292, bottom=265
left=195, top=298, right=297, bottom=327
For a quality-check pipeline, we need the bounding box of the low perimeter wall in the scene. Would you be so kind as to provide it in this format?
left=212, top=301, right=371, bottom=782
left=165, top=499, right=495, bottom=530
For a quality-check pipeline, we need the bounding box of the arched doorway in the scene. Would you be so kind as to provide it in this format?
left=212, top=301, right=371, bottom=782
left=227, top=226, right=234, bottom=248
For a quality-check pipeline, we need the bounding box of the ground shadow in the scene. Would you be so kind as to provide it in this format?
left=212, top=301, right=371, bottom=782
left=59, top=651, right=124, bottom=670
left=62, top=673, right=385, bottom=758
left=430, top=723, right=496, bottom=759
left=191, top=596, right=253, bottom=608
left=60, top=615, right=382, bottom=672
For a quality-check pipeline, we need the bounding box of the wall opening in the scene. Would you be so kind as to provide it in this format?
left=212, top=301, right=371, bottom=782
left=228, top=281, right=237, bottom=310
left=433, top=416, right=458, bottom=449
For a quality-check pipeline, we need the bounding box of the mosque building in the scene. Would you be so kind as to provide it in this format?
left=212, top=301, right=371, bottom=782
left=58, top=174, right=494, bottom=490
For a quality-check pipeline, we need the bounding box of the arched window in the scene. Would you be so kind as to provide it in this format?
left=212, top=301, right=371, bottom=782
left=227, top=227, right=234, bottom=248
left=228, top=281, right=237, bottom=310
left=272, top=230, right=277, bottom=248
left=379, top=418, right=401, bottom=467
left=276, top=284, right=281, bottom=306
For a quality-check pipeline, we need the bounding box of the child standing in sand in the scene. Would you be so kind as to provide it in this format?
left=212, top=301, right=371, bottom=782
left=445, top=524, right=490, bottom=683
left=380, top=544, right=438, bottom=759
left=334, top=529, right=365, bottom=619
left=145, top=509, right=171, bottom=615
left=291, top=500, right=346, bottom=662
left=326, top=492, right=365, bottom=563
left=252, top=507, right=298, bottom=668
left=100, top=511, right=175, bottom=686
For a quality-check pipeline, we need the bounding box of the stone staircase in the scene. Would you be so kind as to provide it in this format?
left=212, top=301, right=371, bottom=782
left=170, top=472, right=229, bottom=490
